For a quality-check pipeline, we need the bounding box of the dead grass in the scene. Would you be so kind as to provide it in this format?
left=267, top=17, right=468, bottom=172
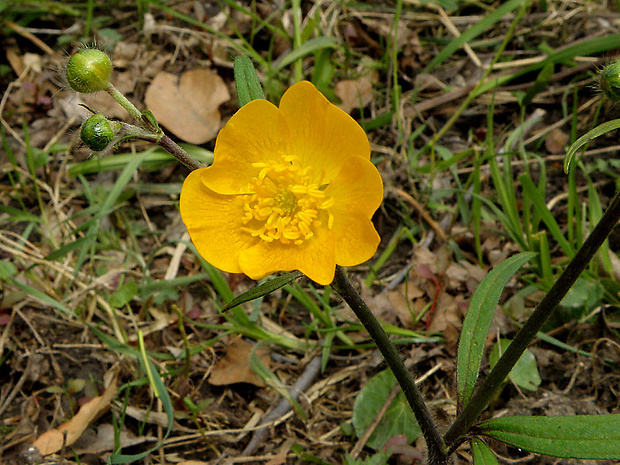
left=1, top=1, right=620, bottom=464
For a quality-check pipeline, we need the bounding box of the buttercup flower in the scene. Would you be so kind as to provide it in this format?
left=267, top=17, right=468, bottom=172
left=180, top=81, right=383, bottom=285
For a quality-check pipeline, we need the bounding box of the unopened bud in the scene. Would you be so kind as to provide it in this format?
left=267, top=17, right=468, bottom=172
left=80, top=114, right=117, bottom=151
left=66, top=49, right=112, bottom=94
left=598, top=61, right=620, bottom=103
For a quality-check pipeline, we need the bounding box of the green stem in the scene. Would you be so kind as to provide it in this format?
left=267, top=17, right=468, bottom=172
left=106, top=83, right=143, bottom=121
left=444, top=189, right=620, bottom=449
left=119, top=120, right=204, bottom=172
left=332, top=266, right=448, bottom=464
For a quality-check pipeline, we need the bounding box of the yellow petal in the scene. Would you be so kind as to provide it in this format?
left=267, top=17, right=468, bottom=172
left=200, top=159, right=255, bottom=195
left=214, top=98, right=289, bottom=164
left=279, top=81, right=370, bottom=183
left=328, top=155, right=383, bottom=218
left=180, top=168, right=256, bottom=274
left=333, top=213, right=381, bottom=266
left=328, top=155, right=383, bottom=265
left=238, top=228, right=337, bottom=285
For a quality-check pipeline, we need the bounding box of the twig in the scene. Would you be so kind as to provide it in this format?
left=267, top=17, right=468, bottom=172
left=241, top=356, right=322, bottom=456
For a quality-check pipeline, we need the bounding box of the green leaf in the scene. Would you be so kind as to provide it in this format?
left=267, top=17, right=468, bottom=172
left=0, top=261, right=17, bottom=280
left=274, top=37, right=339, bottom=72
left=140, top=109, right=160, bottom=133
left=109, top=280, right=138, bottom=308
left=221, top=272, right=303, bottom=312
left=234, top=56, right=265, bottom=107
left=519, top=174, right=574, bottom=257
left=489, top=339, right=541, bottom=391
left=479, top=414, right=620, bottom=460
left=352, top=369, right=421, bottom=451
left=521, top=62, right=554, bottom=107
left=564, top=118, right=620, bottom=173
left=457, top=252, right=537, bottom=406
left=422, top=0, right=526, bottom=75
left=68, top=145, right=213, bottom=176
left=471, top=439, right=499, bottom=465
left=109, top=357, right=174, bottom=463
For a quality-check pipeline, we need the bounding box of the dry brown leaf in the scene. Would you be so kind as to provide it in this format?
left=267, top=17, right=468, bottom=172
left=73, top=423, right=156, bottom=455
left=545, top=128, right=569, bottom=154
left=209, top=338, right=270, bottom=387
left=334, top=77, right=373, bottom=114
left=144, top=69, right=230, bottom=144
left=33, top=370, right=118, bottom=456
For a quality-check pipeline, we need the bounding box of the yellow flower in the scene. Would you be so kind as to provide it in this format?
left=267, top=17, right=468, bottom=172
left=180, top=81, right=383, bottom=285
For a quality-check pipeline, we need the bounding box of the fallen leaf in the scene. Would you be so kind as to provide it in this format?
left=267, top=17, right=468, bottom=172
left=334, top=77, right=373, bottom=113
left=33, top=369, right=118, bottom=455
left=545, top=128, right=569, bottom=154
left=144, top=69, right=230, bottom=144
left=209, top=338, right=270, bottom=387
left=73, top=423, right=156, bottom=455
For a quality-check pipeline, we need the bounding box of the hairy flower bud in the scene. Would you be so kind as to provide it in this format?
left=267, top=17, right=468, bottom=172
left=66, top=49, right=112, bottom=93
left=598, top=60, right=620, bottom=103
left=80, top=114, right=116, bottom=151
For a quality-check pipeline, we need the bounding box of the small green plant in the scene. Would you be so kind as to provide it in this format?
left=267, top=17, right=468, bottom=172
left=63, top=46, right=620, bottom=465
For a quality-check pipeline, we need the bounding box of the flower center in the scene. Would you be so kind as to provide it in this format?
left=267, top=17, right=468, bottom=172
left=241, top=155, right=334, bottom=245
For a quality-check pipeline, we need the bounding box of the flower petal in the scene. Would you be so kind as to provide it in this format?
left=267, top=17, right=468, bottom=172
left=214, top=98, right=290, bottom=165
left=238, top=228, right=337, bottom=285
left=279, top=81, right=370, bottom=183
left=200, top=159, right=255, bottom=195
left=333, top=213, right=381, bottom=266
left=180, top=168, right=256, bottom=274
left=328, top=155, right=383, bottom=265
left=328, top=155, right=384, bottom=218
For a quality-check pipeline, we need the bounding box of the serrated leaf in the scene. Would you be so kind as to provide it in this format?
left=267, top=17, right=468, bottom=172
left=234, top=56, right=265, bottom=107
left=352, top=369, right=421, bottom=451
left=471, top=438, right=499, bottom=465
left=222, top=271, right=303, bottom=312
left=479, top=414, right=620, bottom=460
left=457, top=252, right=537, bottom=406
left=489, top=339, right=541, bottom=391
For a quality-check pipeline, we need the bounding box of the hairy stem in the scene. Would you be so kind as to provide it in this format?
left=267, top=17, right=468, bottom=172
left=332, top=266, right=448, bottom=464
left=444, top=190, right=620, bottom=449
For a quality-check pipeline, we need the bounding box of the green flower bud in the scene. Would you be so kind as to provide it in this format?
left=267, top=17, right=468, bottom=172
left=598, top=60, right=620, bottom=103
left=66, top=49, right=112, bottom=93
left=81, top=114, right=116, bottom=151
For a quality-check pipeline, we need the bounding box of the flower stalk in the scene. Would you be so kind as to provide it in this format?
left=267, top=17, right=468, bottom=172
left=332, top=266, right=448, bottom=464
left=444, top=189, right=620, bottom=449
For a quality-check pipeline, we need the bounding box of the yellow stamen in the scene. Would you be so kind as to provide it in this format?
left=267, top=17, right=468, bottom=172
left=241, top=156, right=334, bottom=245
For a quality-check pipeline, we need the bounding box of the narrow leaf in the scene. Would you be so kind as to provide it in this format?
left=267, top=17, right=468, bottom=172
left=222, top=271, right=303, bottom=312
left=457, top=252, right=537, bottom=406
left=234, top=56, right=265, bottom=107
left=274, top=37, right=339, bottom=72
left=479, top=414, right=620, bottom=460
left=471, top=439, right=499, bottom=465
left=109, top=356, right=174, bottom=463
left=520, top=174, right=575, bottom=257
left=564, top=118, right=620, bottom=173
